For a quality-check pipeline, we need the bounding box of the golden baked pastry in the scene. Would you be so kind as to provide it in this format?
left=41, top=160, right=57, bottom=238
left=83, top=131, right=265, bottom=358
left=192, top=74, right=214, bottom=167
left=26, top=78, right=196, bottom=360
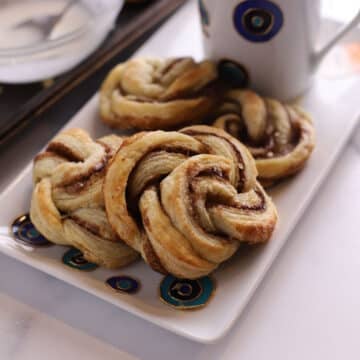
left=104, top=125, right=277, bottom=279
left=212, top=90, right=315, bottom=186
left=100, top=57, right=218, bottom=130
left=30, top=128, right=138, bottom=269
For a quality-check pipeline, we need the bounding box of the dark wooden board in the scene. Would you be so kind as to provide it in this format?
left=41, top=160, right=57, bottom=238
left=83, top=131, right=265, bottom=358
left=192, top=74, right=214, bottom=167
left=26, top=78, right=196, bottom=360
left=0, top=0, right=187, bottom=147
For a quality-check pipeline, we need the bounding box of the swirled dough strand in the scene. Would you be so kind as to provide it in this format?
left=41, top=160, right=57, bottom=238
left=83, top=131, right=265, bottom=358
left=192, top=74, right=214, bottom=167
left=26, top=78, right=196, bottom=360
left=30, top=129, right=138, bottom=268
left=212, top=90, right=315, bottom=186
left=100, top=57, right=218, bottom=130
left=104, top=126, right=277, bottom=279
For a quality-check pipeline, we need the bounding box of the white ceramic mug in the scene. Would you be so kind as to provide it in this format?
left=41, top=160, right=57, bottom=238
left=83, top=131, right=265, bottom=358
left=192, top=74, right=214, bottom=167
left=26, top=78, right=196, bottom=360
left=198, top=0, right=360, bottom=100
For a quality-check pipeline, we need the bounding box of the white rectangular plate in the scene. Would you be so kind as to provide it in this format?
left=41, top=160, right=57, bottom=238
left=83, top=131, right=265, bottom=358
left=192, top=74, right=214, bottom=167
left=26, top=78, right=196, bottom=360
left=0, top=1, right=359, bottom=343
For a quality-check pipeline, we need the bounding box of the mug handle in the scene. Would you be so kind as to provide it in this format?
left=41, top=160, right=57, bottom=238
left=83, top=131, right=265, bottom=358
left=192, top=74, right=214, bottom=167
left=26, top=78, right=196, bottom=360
left=313, top=9, right=360, bottom=67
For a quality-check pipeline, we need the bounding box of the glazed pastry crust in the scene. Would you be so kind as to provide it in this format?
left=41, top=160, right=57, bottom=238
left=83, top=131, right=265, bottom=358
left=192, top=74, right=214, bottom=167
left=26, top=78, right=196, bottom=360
left=30, top=128, right=138, bottom=268
left=100, top=58, right=218, bottom=130
left=212, top=90, right=316, bottom=186
left=104, top=125, right=277, bottom=279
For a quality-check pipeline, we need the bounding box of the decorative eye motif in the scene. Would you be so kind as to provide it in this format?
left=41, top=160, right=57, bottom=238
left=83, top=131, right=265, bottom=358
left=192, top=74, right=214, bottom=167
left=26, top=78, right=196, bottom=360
left=218, top=59, right=250, bottom=88
left=62, top=248, right=98, bottom=271
left=159, top=275, right=215, bottom=310
left=106, top=276, right=140, bottom=294
left=11, top=214, right=52, bottom=247
left=198, top=0, right=210, bottom=37
left=233, top=0, right=283, bottom=42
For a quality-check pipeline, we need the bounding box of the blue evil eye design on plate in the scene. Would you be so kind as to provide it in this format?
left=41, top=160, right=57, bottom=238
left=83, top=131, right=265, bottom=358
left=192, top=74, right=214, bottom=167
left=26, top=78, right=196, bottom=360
left=218, top=59, right=250, bottom=87
left=233, top=0, right=283, bottom=42
left=62, top=248, right=98, bottom=271
left=160, top=275, right=215, bottom=310
left=11, top=214, right=52, bottom=247
left=198, top=0, right=210, bottom=37
left=106, top=276, right=140, bottom=294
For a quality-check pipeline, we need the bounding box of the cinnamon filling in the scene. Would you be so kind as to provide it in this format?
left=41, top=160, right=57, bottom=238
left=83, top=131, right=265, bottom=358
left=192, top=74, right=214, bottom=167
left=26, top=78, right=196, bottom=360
left=68, top=215, right=102, bottom=238
left=117, top=79, right=220, bottom=103
left=181, top=129, right=246, bottom=191
left=56, top=161, right=106, bottom=194
left=47, top=142, right=84, bottom=162
left=125, top=146, right=201, bottom=225
left=34, top=151, right=67, bottom=162
left=50, top=141, right=112, bottom=191
left=220, top=103, right=301, bottom=158
left=158, top=58, right=187, bottom=78
left=235, top=187, right=266, bottom=211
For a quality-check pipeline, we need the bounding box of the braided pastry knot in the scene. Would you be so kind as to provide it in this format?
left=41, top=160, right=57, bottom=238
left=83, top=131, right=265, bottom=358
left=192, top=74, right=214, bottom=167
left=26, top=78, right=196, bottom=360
left=104, top=125, right=277, bottom=279
left=100, top=57, right=218, bottom=130
left=30, top=129, right=138, bottom=268
left=212, top=90, right=316, bottom=186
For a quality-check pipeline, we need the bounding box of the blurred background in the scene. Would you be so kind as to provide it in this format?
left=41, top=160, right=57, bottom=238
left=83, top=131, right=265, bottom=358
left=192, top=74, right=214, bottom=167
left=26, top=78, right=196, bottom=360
left=0, top=0, right=358, bottom=191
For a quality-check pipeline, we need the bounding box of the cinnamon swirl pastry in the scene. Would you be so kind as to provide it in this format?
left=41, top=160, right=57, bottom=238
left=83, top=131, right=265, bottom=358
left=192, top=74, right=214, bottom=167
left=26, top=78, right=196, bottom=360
left=104, top=125, right=277, bottom=279
left=212, top=90, right=315, bottom=186
left=100, top=57, right=218, bottom=130
left=30, top=129, right=138, bottom=269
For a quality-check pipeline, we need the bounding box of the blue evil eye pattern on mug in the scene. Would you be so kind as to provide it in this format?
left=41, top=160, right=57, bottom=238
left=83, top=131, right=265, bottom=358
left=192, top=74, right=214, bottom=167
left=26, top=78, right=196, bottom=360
left=218, top=59, right=250, bottom=87
left=106, top=276, right=140, bottom=294
left=62, top=248, right=98, bottom=271
left=159, top=275, right=215, bottom=310
left=11, top=214, right=52, bottom=247
left=233, top=0, right=283, bottom=42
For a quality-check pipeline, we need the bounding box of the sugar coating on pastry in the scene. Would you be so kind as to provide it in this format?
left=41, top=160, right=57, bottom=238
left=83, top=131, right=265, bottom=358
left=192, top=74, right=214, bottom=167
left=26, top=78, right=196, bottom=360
left=99, top=57, right=218, bottom=130
left=30, top=128, right=138, bottom=268
left=212, top=90, right=316, bottom=186
left=104, top=125, right=277, bottom=279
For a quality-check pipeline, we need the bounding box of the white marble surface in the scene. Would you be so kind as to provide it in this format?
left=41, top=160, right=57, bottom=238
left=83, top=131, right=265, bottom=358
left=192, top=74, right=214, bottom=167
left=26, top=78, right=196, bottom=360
left=0, top=1, right=360, bottom=359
